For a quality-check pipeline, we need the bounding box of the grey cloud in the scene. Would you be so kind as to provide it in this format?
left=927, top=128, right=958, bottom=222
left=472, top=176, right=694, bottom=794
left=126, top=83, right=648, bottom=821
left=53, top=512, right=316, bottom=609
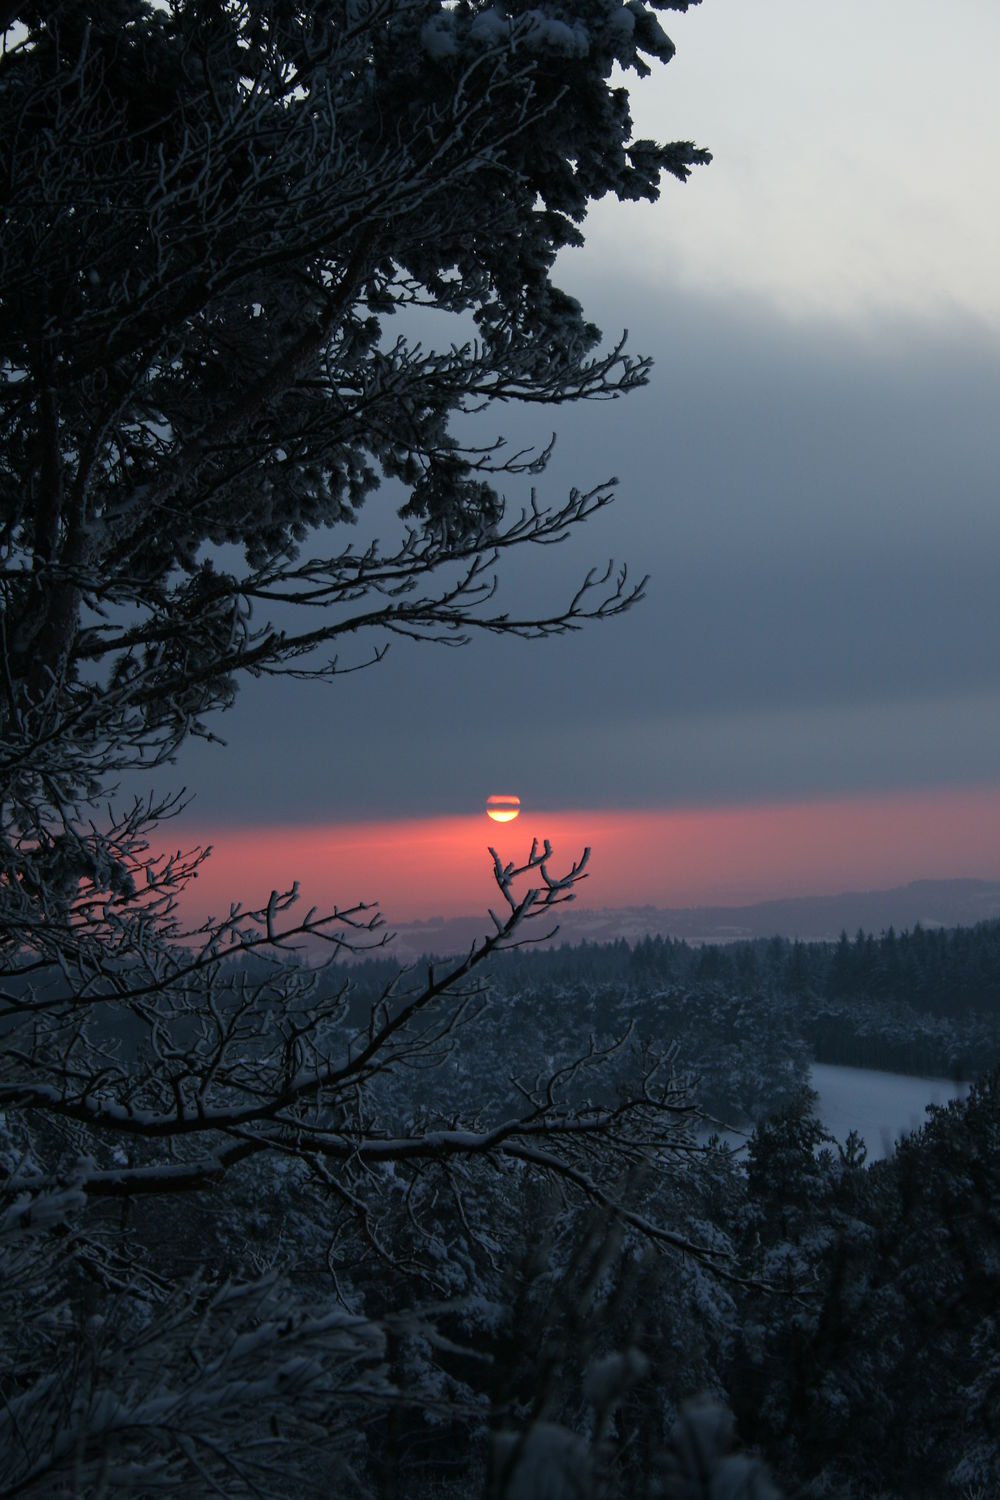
left=165, top=281, right=1000, bottom=822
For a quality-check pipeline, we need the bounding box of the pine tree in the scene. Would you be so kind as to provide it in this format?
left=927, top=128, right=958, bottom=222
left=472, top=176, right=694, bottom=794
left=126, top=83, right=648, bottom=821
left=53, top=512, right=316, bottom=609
left=0, top=6, right=721, bottom=1491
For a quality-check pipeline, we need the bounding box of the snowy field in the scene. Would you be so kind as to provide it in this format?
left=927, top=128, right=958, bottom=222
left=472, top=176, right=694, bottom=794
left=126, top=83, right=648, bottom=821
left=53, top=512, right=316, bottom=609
left=810, top=1062, right=968, bottom=1162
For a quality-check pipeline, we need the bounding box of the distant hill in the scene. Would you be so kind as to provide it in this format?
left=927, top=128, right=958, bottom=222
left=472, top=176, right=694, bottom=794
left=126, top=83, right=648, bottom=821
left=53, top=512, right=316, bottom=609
left=375, top=878, right=1000, bottom=962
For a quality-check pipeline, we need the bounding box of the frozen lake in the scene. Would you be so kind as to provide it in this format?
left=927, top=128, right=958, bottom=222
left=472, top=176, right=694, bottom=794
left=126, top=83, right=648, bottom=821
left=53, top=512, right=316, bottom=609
left=701, top=1063, right=969, bottom=1162
left=810, top=1061, right=968, bottom=1162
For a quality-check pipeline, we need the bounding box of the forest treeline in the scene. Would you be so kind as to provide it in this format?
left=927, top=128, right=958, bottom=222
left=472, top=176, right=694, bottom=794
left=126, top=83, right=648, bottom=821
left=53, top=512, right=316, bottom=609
left=512, top=917, right=1000, bottom=1080
left=341, top=917, right=1000, bottom=1121
left=117, top=943, right=1000, bottom=1500
left=493, top=915, right=1000, bottom=1020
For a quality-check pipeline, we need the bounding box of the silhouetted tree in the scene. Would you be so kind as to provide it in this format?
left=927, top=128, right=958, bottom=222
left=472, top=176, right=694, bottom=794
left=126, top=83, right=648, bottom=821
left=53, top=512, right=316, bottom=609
left=0, top=4, right=722, bottom=1492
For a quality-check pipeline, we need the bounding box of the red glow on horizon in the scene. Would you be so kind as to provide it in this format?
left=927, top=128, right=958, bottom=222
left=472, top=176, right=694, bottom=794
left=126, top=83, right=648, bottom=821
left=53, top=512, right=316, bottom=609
left=174, top=783, right=1000, bottom=929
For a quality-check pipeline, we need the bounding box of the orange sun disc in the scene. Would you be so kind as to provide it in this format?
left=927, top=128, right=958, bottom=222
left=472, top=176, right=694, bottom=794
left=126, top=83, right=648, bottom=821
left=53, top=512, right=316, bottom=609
left=486, top=794, right=521, bottom=823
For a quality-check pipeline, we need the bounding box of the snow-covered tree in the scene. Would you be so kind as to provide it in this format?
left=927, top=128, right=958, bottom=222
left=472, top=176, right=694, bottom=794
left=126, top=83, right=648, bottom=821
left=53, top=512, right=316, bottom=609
left=2, top=0, right=708, bottom=803
left=0, top=3, right=734, bottom=1491
left=0, top=0, right=714, bottom=1198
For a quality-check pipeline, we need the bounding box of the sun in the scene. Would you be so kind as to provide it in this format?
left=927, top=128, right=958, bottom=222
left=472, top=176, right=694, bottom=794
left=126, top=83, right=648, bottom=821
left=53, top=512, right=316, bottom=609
left=486, top=794, right=521, bottom=824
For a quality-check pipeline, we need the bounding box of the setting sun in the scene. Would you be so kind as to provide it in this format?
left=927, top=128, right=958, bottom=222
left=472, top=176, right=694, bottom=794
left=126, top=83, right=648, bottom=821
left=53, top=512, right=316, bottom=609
left=486, top=793, right=520, bottom=823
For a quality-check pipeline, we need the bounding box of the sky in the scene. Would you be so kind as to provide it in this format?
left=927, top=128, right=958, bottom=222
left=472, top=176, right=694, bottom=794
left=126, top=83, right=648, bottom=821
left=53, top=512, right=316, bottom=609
left=170, top=0, right=1000, bottom=925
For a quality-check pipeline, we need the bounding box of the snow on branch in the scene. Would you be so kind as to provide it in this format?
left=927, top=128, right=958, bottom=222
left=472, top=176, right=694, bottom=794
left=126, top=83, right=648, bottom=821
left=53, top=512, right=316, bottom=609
left=1, top=829, right=729, bottom=1276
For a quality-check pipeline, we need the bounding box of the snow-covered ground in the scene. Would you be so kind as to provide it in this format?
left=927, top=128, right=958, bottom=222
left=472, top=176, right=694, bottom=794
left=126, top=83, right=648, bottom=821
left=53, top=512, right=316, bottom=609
left=809, top=1062, right=968, bottom=1162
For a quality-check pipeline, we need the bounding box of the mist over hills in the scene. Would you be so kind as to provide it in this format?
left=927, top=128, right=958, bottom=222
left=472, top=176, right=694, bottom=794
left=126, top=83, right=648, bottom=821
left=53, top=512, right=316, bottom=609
left=379, top=878, right=1000, bottom=962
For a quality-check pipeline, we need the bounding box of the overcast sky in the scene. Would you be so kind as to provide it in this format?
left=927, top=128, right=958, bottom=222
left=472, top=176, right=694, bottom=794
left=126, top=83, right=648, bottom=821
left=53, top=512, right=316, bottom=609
left=171, top=0, right=1000, bottom=909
